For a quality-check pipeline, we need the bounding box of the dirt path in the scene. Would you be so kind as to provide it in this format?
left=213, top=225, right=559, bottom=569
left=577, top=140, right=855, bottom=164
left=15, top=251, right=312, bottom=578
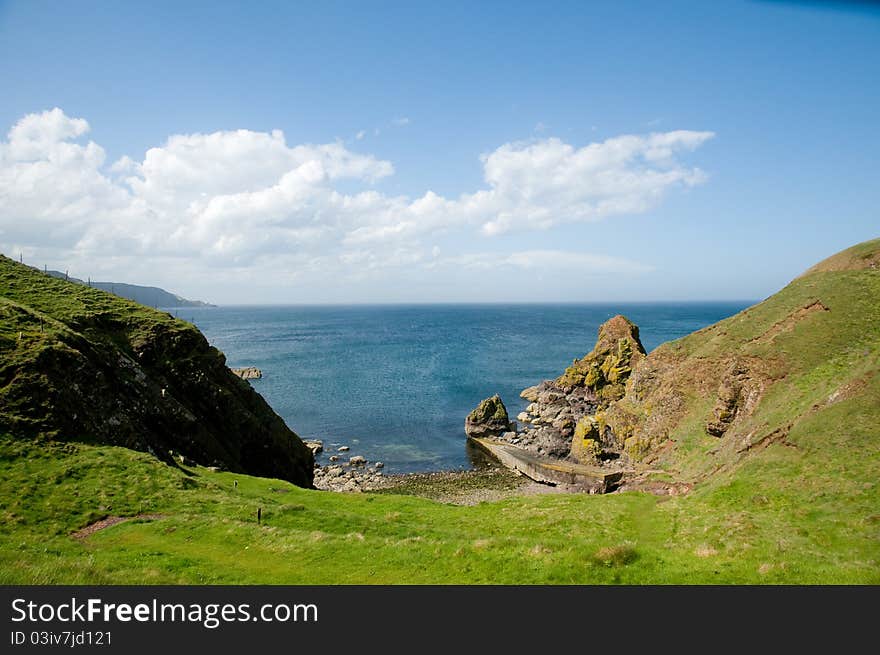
left=71, top=513, right=165, bottom=539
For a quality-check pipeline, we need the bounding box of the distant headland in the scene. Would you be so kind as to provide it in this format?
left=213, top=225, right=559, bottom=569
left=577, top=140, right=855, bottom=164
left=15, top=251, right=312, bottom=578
left=45, top=269, right=215, bottom=308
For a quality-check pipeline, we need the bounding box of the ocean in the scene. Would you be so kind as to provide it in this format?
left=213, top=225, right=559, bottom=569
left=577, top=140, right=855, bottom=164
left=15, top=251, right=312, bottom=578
left=183, top=302, right=750, bottom=473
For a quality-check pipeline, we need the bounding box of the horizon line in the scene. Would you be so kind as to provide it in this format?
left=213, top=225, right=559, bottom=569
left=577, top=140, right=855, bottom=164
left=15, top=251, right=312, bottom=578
left=170, top=299, right=761, bottom=309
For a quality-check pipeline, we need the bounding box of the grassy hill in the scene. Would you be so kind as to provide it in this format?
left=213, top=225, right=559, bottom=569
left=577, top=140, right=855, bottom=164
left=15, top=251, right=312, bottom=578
left=0, top=241, right=878, bottom=584
left=606, top=238, right=880, bottom=484
left=0, top=255, right=313, bottom=486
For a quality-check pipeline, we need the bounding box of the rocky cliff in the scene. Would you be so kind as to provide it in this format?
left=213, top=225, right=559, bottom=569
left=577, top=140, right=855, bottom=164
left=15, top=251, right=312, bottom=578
left=0, top=255, right=313, bottom=487
left=490, top=315, right=645, bottom=466
left=472, top=237, right=880, bottom=488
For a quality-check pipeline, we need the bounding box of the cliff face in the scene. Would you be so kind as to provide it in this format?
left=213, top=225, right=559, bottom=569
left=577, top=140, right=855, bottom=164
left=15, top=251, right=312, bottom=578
left=0, top=255, right=313, bottom=487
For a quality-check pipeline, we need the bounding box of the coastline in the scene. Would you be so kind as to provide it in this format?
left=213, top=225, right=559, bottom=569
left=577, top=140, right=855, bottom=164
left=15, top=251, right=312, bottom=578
left=315, top=459, right=570, bottom=505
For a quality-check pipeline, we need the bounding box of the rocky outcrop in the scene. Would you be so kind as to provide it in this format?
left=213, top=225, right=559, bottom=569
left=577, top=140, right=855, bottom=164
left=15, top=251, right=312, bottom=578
left=556, top=315, right=646, bottom=401
left=470, top=238, right=880, bottom=491
left=705, top=362, right=750, bottom=437
left=0, top=255, right=314, bottom=488
left=492, top=315, right=646, bottom=465
left=231, top=366, right=262, bottom=380
left=304, top=440, right=323, bottom=454
left=465, top=394, right=513, bottom=439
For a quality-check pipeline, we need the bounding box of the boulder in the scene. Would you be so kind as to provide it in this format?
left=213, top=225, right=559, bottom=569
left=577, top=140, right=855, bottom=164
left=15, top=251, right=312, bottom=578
left=230, top=366, right=262, bottom=380
left=349, top=455, right=367, bottom=467
left=304, top=440, right=323, bottom=455
left=465, top=394, right=512, bottom=439
left=520, top=385, right=541, bottom=402
left=570, top=416, right=603, bottom=463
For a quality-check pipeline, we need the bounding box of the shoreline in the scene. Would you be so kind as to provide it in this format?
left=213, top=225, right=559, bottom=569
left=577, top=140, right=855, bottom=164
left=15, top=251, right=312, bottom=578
left=315, top=460, right=572, bottom=505
left=310, top=437, right=501, bottom=495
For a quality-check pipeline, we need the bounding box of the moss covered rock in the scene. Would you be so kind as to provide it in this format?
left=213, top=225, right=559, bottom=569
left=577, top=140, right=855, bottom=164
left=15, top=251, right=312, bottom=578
left=465, top=394, right=512, bottom=439
left=557, top=315, right=646, bottom=399
left=570, top=416, right=604, bottom=463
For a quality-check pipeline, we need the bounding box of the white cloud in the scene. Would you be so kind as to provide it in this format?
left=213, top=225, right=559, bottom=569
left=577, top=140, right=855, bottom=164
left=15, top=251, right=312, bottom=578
left=475, top=132, right=713, bottom=236
left=392, top=117, right=410, bottom=126
left=0, top=108, right=131, bottom=250
left=355, top=130, right=366, bottom=140
left=0, top=108, right=713, bottom=299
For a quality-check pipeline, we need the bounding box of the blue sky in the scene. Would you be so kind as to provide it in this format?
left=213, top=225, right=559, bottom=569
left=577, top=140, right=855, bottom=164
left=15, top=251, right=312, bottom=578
left=0, top=0, right=877, bottom=303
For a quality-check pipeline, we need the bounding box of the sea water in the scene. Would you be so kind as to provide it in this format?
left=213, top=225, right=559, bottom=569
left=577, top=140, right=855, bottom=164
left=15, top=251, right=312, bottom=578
left=183, top=302, right=750, bottom=473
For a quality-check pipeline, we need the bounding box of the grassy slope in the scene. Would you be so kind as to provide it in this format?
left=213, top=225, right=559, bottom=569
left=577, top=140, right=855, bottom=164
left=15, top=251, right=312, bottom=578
left=1, top=433, right=876, bottom=584
left=1, top=242, right=878, bottom=584
left=0, top=255, right=313, bottom=484
left=0, top=257, right=192, bottom=433
left=636, top=238, right=880, bottom=483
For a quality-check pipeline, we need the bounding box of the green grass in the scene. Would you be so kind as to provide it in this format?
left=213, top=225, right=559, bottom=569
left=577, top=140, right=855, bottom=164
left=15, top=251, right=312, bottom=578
left=633, top=260, right=880, bottom=483
left=1, top=434, right=876, bottom=584
left=0, top=254, right=200, bottom=435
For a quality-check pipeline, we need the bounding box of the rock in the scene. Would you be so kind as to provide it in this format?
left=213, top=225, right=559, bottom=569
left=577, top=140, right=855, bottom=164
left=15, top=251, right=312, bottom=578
left=374, top=461, right=384, bottom=469
left=540, top=405, right=563, bottom=421
left=329, top=455, right=339, bottom=462
left=463, top=316, right=652, bottom=475
left=552, top=416, right=575, bottom=433
left=328, top=466, right=344, bottom=477
left=465, top=394, right=513, bottom=439
left=706, top=363, right=749, bottom=437
left=337, top=445, right=350, bottom=452
left=556, top=315, right=646, bottom=401
left=230, top=366, right=262, bottom=380
left=349, top=455, right=367, bottom=467
left=520, top=385, right=541, bottom=402
left=570, top=416, right=603, bottom=463
left=304, top=440, right=323, bottom=455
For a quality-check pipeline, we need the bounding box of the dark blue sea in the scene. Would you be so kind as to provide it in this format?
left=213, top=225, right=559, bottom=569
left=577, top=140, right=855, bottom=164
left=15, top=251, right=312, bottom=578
left=182, top=303, right=750, bottom=473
